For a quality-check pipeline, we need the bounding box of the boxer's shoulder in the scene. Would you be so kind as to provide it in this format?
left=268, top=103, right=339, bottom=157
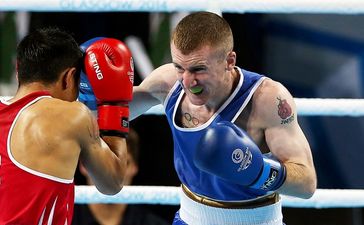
left=140, top=63, right=177, bottom=94
left=27, top=98, right=86, bottom=117
left=250, top=79, right=296, bottom=127
left=20, top=98, right=93, bottom=135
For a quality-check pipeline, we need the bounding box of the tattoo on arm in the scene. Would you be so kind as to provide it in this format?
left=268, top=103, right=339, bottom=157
left=277, top=97, right=294, bottom=124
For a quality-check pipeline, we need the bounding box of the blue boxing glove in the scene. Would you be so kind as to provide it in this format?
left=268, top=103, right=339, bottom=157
left=78, top=37, right=105, bottom=111
left=194, top=121, right=286, bottom=192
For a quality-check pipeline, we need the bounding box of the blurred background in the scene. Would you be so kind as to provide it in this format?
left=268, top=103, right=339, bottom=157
left=1, top=10, right=364, bottom=225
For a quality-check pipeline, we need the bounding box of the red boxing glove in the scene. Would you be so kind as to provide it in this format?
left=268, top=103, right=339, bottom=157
left=83, top=38, right=134, bottom=137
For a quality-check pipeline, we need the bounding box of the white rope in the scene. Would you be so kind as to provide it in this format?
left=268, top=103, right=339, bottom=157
left=2, top=96, right=364, bottom=116
left=145, top=98, right=364, bottom=117
left=75, top=186, right=364, bottom=208
left=281, top=189, right=364, bottom=208
left=294, top=98, right=364, bottom=117
left=76, top=185, right=180, bottom=205
left=1, top=0, right=364, bottom=14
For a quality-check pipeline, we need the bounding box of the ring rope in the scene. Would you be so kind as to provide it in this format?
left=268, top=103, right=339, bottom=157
left=75, top=186, right=364, bottom=208
left=2, top=96, right=364, bottom=116
left=145, top=98, right=364, bottom=117
left=1, top=0, right=364, bottom=14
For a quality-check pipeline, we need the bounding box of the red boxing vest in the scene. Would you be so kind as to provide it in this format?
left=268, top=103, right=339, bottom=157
left=0, top=91, right=74, bottom=225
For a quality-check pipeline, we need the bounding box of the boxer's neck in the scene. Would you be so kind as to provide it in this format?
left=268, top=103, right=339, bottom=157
left=11, top=83, right=52, bottom=103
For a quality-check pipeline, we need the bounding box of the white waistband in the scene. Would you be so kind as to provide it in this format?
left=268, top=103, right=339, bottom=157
left=179, top=190, right=283, bottom=225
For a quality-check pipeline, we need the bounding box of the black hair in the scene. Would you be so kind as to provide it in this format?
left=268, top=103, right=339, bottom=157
left=16, top=27, right=83, bottom=85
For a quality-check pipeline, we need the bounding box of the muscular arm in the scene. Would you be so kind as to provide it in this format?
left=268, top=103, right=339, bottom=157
left=253, top=80, right=316, bottom=198
left=130, top=63, right=178, bottom=120
left=75, top=103, right=128, bottom=195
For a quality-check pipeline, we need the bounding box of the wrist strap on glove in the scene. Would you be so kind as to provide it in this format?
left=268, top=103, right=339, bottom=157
left=97, top=103, right=129, bottom=138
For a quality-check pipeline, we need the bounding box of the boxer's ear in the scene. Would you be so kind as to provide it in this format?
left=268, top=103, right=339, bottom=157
left=60, top=67, right=77, bottom=90
left=225, top=51, right=236, bottom=72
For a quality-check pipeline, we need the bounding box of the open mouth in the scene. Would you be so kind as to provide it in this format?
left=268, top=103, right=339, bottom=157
left=189, top=86, right=203, bottom=95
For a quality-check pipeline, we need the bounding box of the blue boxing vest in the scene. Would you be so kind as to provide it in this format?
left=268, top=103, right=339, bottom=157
left=164, top=67, right=267, bottom=201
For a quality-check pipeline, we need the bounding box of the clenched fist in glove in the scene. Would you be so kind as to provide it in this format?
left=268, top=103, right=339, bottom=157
left=194, top=121, right=286, bottom=192
left=80, top=37, right=134, bottom=137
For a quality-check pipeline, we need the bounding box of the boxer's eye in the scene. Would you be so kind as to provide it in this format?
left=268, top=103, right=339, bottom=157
left=190, top=66, right=206, bottom=73
left=174, top=64, right=184, bottom=73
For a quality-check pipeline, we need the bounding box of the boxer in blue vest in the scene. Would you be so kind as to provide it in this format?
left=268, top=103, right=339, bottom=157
left=83, top=11, right=317, bottom=225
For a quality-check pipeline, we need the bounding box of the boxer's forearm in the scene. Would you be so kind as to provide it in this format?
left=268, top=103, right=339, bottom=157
left=129, top=87, right=161, bottom=120
left=277, top=162, right=316, bottom=199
